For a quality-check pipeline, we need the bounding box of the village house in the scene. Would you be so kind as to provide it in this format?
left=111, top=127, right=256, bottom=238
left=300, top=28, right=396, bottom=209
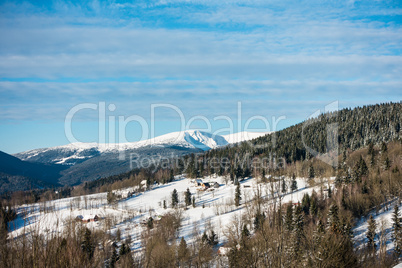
left=76, top=214, right=99, bottom=223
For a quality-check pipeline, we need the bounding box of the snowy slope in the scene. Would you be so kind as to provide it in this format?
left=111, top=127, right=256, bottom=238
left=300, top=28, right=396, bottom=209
left=14, top=130, right=271, bottom=165
left=222, top=131, right=271, bottom=144
left=353, top=199, right=402, bottom=254
left=8, top=174, right=330, bottom=254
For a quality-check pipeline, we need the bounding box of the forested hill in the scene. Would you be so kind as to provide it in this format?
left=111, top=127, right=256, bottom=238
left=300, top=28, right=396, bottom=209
left=203, top=102, right=401, bottom=166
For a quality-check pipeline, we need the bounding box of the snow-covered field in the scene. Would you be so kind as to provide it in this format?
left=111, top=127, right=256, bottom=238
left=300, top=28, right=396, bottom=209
left=8, top=175, right=330, bottom=252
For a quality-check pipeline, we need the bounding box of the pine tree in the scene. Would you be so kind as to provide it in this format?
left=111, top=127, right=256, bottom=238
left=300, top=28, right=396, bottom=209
left=254, top=212, right=265, bottom=231
left=147, top=216, right=154, bottom=229
left=292, top=205, right=305, bottom=260
left=281, top=177, right=287, bottom=194
left=81, top=228, right=94, bottom=261
left=309, top=163, right=315, bottom=179
left=192, top=196, right=195, bottom=208
left=172, top=188, right=179, bottom=207
left=108, top=246, right=118, bottom=268
left=366, top=215, right=377, bottom=252
left=285, top=204, right=294, bottom=232
left=291, top=173, right=298, bottom=192
left=184, top=188, right=192, bottom=207
left=392, top=205, right=402, bottom=257
left=235, top=182, right=241, bottom=207
left=301, top=193, right=310, bottom=215
left=327, top=203, right=340, bottom=234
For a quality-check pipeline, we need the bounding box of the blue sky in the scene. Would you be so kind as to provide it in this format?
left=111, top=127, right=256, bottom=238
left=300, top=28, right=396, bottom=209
left=0, top=0, right=401, bottom=154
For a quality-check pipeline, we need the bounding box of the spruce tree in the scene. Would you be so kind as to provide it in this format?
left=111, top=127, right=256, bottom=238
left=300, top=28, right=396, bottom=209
left=285, top=204, right=294, bottom=232
left=172, top=189, right=179, bottom=207
left=235, top=182, right=241, bottom=207
left=81, top=228, right=95, bottom=261
left=184, top=188, right=191, bottom=207
left=327, top=203, right=340, bottom=234
left=392, top=205, right=402, bottom=257
left=281, top=178, right=287, bottom=194
left=366, top=215, right=377, bottom=252
left=292, top=205, right=305, bottom=260
left=291, top=173, right=298, bottom=192
left=309, top=164, right=315, bottom=179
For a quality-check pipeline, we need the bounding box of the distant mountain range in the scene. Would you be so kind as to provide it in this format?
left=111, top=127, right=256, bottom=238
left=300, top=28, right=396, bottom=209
left=0, top=130, right=268, bottom=192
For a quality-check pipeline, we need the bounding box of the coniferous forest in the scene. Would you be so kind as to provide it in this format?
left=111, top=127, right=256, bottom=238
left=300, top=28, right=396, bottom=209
left=0, top=102, right=401, bottom=267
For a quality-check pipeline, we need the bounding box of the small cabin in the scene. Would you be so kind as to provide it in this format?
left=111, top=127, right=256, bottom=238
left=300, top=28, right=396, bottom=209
left=195, top=179, right=203, bottom=186
left=213, top=182, right=220, bottom=188
left=201, top=182, right=210, bottom=190
left=76, top=214, right=99, bottom=223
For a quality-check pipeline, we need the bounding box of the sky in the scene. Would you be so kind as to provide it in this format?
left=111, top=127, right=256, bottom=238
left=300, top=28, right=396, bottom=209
left=0, top=0, right=401, bottom=154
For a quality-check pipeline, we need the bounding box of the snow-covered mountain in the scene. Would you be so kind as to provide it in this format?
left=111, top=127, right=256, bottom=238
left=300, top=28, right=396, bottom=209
left=11, top=130, right=270, bottom=185
left=15, top=130, right=269, bottom=165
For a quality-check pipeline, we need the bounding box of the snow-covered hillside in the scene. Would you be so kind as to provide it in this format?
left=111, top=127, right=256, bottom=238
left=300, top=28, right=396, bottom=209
left=14, top=130, right=270, bottom=165
left=8, top=174, right=329, bottom=254
left=353, top=198, right=402, bottom=255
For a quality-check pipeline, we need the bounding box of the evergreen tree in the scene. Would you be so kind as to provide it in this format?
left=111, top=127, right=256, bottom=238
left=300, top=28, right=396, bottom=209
left=285, top=204, right=294, bottom=232
left=184, top=188, right=192, bottom=207
left=192, top=196, right=195, bottom=208
left=172, top=188, right=179, bottom=207
left=235, top=182, right=241, bottom=207
left=310, top=193, right=318, bottom=216
left=254, top=212, right=265, bottom=231
left=108, top=246, right=118, bottom=268
left=392, top=205, right=402, bottom=257
left=241, top=224, right=250, bottom=238
left=281, top=177, right=287, bottom=194
left=81, top=228, right=94, bottom=261
left=301, top=193, right=310, bottom=215
left=328, top=204, right=340, bottom=234
left=291, top=173, right=298, bottom=192
left=163, top=200, right=167, bottom=209
left=366, top=215, right=377, bottom=252
left=292, top=205, right=305, bottom=260
left=147, top=217, right=154, bottom=229
left=119, top=243, right=130, bottom=256
left=309, top=163, right=315, bottom=179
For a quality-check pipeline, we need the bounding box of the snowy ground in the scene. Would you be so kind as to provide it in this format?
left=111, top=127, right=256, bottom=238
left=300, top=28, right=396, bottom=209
left=9, top=174, right=332, bottom=253
left=353, top=198, right=402, bottom=255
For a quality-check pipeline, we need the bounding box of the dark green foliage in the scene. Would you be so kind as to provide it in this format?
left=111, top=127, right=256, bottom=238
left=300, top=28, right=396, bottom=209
left=81, top=228, right=94, bottom=260
left=291, top=173, right=298, bottom=192
left=254, top=211, right=265, bottom=231
left=301, top=193, right=310, bottom=215
left=235, top=182, right=241, bottom=207
left=163, top=199, right=167, bottom=209
left=281, top=177, right=287, bottom=193
left=119, top=243, right=130, bottom=256
left=242, top=224, right=250, bottom=238
left=202, top=230, right=218, bottom=247
left=292, top=205, right=305, bottom=259
left=147, top=217, right=154, bottom=229
left=308, top=164, right=315, bottom=179
left=285, top=204, right=293, bottom=232
left=108, top=246, right=118, bottom=268
left=328, top=204, right=340, bottom=234
left=107, top=190, right=116, bottom=204
left=192, top=196, right=195, bottom=208
left=184, top=188, right=191, bottom=207
left=171, top=188, right=179, bottom=207
left=392, top=205, right=402, bottom=257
